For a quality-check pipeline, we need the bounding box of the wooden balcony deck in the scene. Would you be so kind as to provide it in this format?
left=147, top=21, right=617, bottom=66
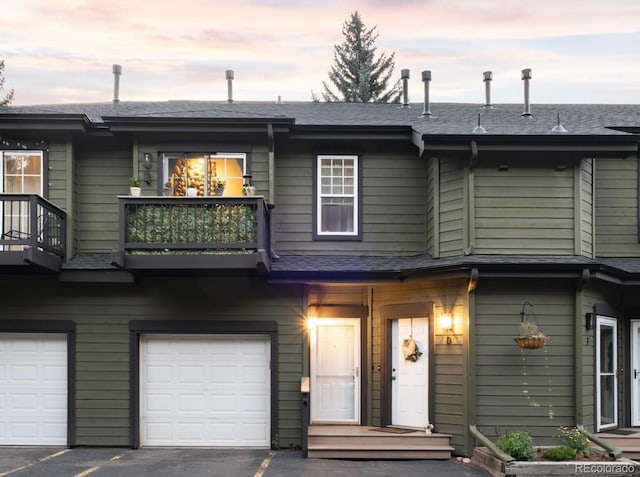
left=307, top=425, right=453, bottom=460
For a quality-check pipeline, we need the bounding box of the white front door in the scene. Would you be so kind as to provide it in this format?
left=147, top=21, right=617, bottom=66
left=632, top=321, right=640, bottom=426
left=391, top=318, right=429, bottom=428
left=310, top=318, right=360, bottom=423
left=596, top=316, right=618, bottom=431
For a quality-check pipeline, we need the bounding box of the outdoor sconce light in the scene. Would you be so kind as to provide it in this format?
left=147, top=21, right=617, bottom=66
left=306, top=317, right=318, bottom=331
left=440, top=313, right=454, bottom=344
left=142, top=153, right=153, bottom=185
left=585, top=312, right=593, bottom=331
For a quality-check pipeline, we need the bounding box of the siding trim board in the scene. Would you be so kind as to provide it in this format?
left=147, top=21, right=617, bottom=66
left=0, top=319, right=76, bottom=447
left=128, top=320, right=278, bottom=449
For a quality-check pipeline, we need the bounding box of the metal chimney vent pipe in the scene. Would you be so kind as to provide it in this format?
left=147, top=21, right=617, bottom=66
left=521, top=68, right=532, bottom=117
left=401, top=69, right=410, bottom=107
left=421, top=70, right=432, bottom=117
left=112, top=64, right=122, bottom=103
left=225, top=69, right=234, bottom=104
left=483, top=71, right=493, bottom=108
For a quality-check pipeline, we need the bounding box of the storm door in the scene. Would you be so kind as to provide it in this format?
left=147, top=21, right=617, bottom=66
left=310, top=318, right=360, bottom=424
left=596, top=316, right=618, bottom=431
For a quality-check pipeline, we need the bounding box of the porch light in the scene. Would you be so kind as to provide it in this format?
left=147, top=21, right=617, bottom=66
left=440, top=313, right=454, bottom=344
left=306, top=317, right=318, bottom=331
left=585, top=312, right=593, bottom=331
left=142, top=152, right=153, bottom=185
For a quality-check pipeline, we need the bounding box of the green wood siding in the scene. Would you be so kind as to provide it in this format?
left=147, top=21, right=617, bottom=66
left=0, top=276, right=304, bottom=447
left=474, top=161, right=575, bottom=255
left=77, top=137, right=131, bottom=253
left=275, top=147, right=426, bottom=255
left=580, top=159, right=594, bottom=258
left=439, top=157, right=464, bottom=257
left=595, top=155, right=640, bottom=257
left=426, top=156, right=436, bottom=257
left=46, top=135, right=77, bottom=256
left=474, top=279, right=574, bottom=444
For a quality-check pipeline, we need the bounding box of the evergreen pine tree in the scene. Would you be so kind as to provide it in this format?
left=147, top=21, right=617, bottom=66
left=321, top=12, right=401, bottom=103
left=0, top=60, right=14, bottom=106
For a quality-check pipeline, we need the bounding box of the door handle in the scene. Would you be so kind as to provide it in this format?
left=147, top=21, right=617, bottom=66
left=635, top=369, right=638, bottom=379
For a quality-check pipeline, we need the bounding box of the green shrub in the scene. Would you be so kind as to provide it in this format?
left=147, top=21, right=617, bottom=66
left=543, top=445, right=577, bottom=461
left=557, top=426, right=590, bottom=455
left=497, top=431, right=536, bottom=461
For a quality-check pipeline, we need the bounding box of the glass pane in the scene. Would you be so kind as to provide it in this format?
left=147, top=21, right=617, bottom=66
left=600, top=326, right=614, bottom=373
left=23, top=176, right=41, bottom=194
left=600, top=375, right=615, bottom=425
left=22, top=154, right=42, bottom=174
left=3, top=176, right=22, bottom=193
left=321, top=198, right=354, bottom=233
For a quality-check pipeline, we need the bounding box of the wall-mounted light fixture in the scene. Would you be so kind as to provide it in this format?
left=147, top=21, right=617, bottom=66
left=440, top=312, right=454, bottom=344
left=142, top=152, right=153, bottom=185
left=585, top=312, right=593, bottom=331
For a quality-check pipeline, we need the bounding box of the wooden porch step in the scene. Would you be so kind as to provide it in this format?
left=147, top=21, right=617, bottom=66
left=307, top=425, right=454, bottom=460
left=597, top=429, right=640, bottom=460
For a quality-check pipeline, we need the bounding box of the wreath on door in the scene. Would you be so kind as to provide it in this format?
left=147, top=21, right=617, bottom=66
left=402, top=318, right=423, bottom=362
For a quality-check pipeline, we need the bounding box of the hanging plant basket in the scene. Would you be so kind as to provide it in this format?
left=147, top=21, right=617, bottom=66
left=514, top=302, right=549, bottom=349
left=514, top=335, right=549, bottom=349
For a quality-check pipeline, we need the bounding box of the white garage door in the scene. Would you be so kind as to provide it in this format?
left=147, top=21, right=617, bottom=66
left=0, top=333, right=68, bottom=445
left=140, top=334, right=271, bottom=447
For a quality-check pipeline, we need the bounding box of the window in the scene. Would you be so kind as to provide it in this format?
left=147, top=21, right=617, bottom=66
left=1, top=151, right=43, bottom=194
left=316, top=155, right=359, bottom=238
left=162, top=153, right=246, bottom=196
left=1, top=151, right=44, bottom=242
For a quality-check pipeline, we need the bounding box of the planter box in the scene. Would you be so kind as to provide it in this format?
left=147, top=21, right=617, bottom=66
left=471, top=447, right=640, bottom=477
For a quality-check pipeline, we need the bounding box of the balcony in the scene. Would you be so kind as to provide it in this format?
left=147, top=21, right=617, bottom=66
left=0, top=194, right=66, bottom=271
left=112, top=196, right=272, bottom=272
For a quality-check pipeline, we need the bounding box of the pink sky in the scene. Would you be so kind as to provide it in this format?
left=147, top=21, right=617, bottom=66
left=2, top=0, right=640, bottom=105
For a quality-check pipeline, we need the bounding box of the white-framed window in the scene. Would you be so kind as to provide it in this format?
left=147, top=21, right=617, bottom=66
left=1, top=151, right=44, bottom=241
left=1, top=151, right=43, bottom=194
left=161, top=153, right=246, bottom=196
left=316, top=154, right=358, bottom=238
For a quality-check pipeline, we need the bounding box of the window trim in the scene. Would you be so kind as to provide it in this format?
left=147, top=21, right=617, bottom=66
left=0, top=150, right=46, bottom=197
left=313, top=154, right=361, bottom=241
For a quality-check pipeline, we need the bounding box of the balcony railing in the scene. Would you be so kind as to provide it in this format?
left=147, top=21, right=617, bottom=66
left=115, top=196, right=272, bottom=272
left=0, top=194, right=66, bottom=270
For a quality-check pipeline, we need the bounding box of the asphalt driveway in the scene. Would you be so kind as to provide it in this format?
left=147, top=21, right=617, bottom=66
left=0, top=447, right=491, bottom=477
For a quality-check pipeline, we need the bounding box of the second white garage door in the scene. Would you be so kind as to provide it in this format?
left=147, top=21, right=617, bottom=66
left=140, top=334, right=270, bottom=447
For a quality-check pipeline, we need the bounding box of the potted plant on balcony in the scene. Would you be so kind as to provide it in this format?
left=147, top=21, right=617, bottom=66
left=129, top=176, right=141, bottom=197
left=212, top=178, right=226, bottom=196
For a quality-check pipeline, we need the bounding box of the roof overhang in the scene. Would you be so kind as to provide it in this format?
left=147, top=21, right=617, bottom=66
left=421, top=134, right=639, bottom=158
left=0, top=113, right=92, bottom=132
left=101, top=116, right=294, bottom=133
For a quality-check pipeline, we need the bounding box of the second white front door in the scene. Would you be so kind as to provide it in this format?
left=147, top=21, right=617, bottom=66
left=310, top=318, right=360, bottom=424
left=391, top=318, right=429, bottom=428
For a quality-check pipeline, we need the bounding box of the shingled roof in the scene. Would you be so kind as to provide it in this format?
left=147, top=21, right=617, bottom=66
left=2, top=100, right=640, bottom=136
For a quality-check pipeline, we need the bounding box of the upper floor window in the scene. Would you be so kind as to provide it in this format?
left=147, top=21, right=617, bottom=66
left=316, top=154, right=359, bottom=239
left=1, top=151, right=43, bottom=194
left=161, top=153, right=246, bottom=196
